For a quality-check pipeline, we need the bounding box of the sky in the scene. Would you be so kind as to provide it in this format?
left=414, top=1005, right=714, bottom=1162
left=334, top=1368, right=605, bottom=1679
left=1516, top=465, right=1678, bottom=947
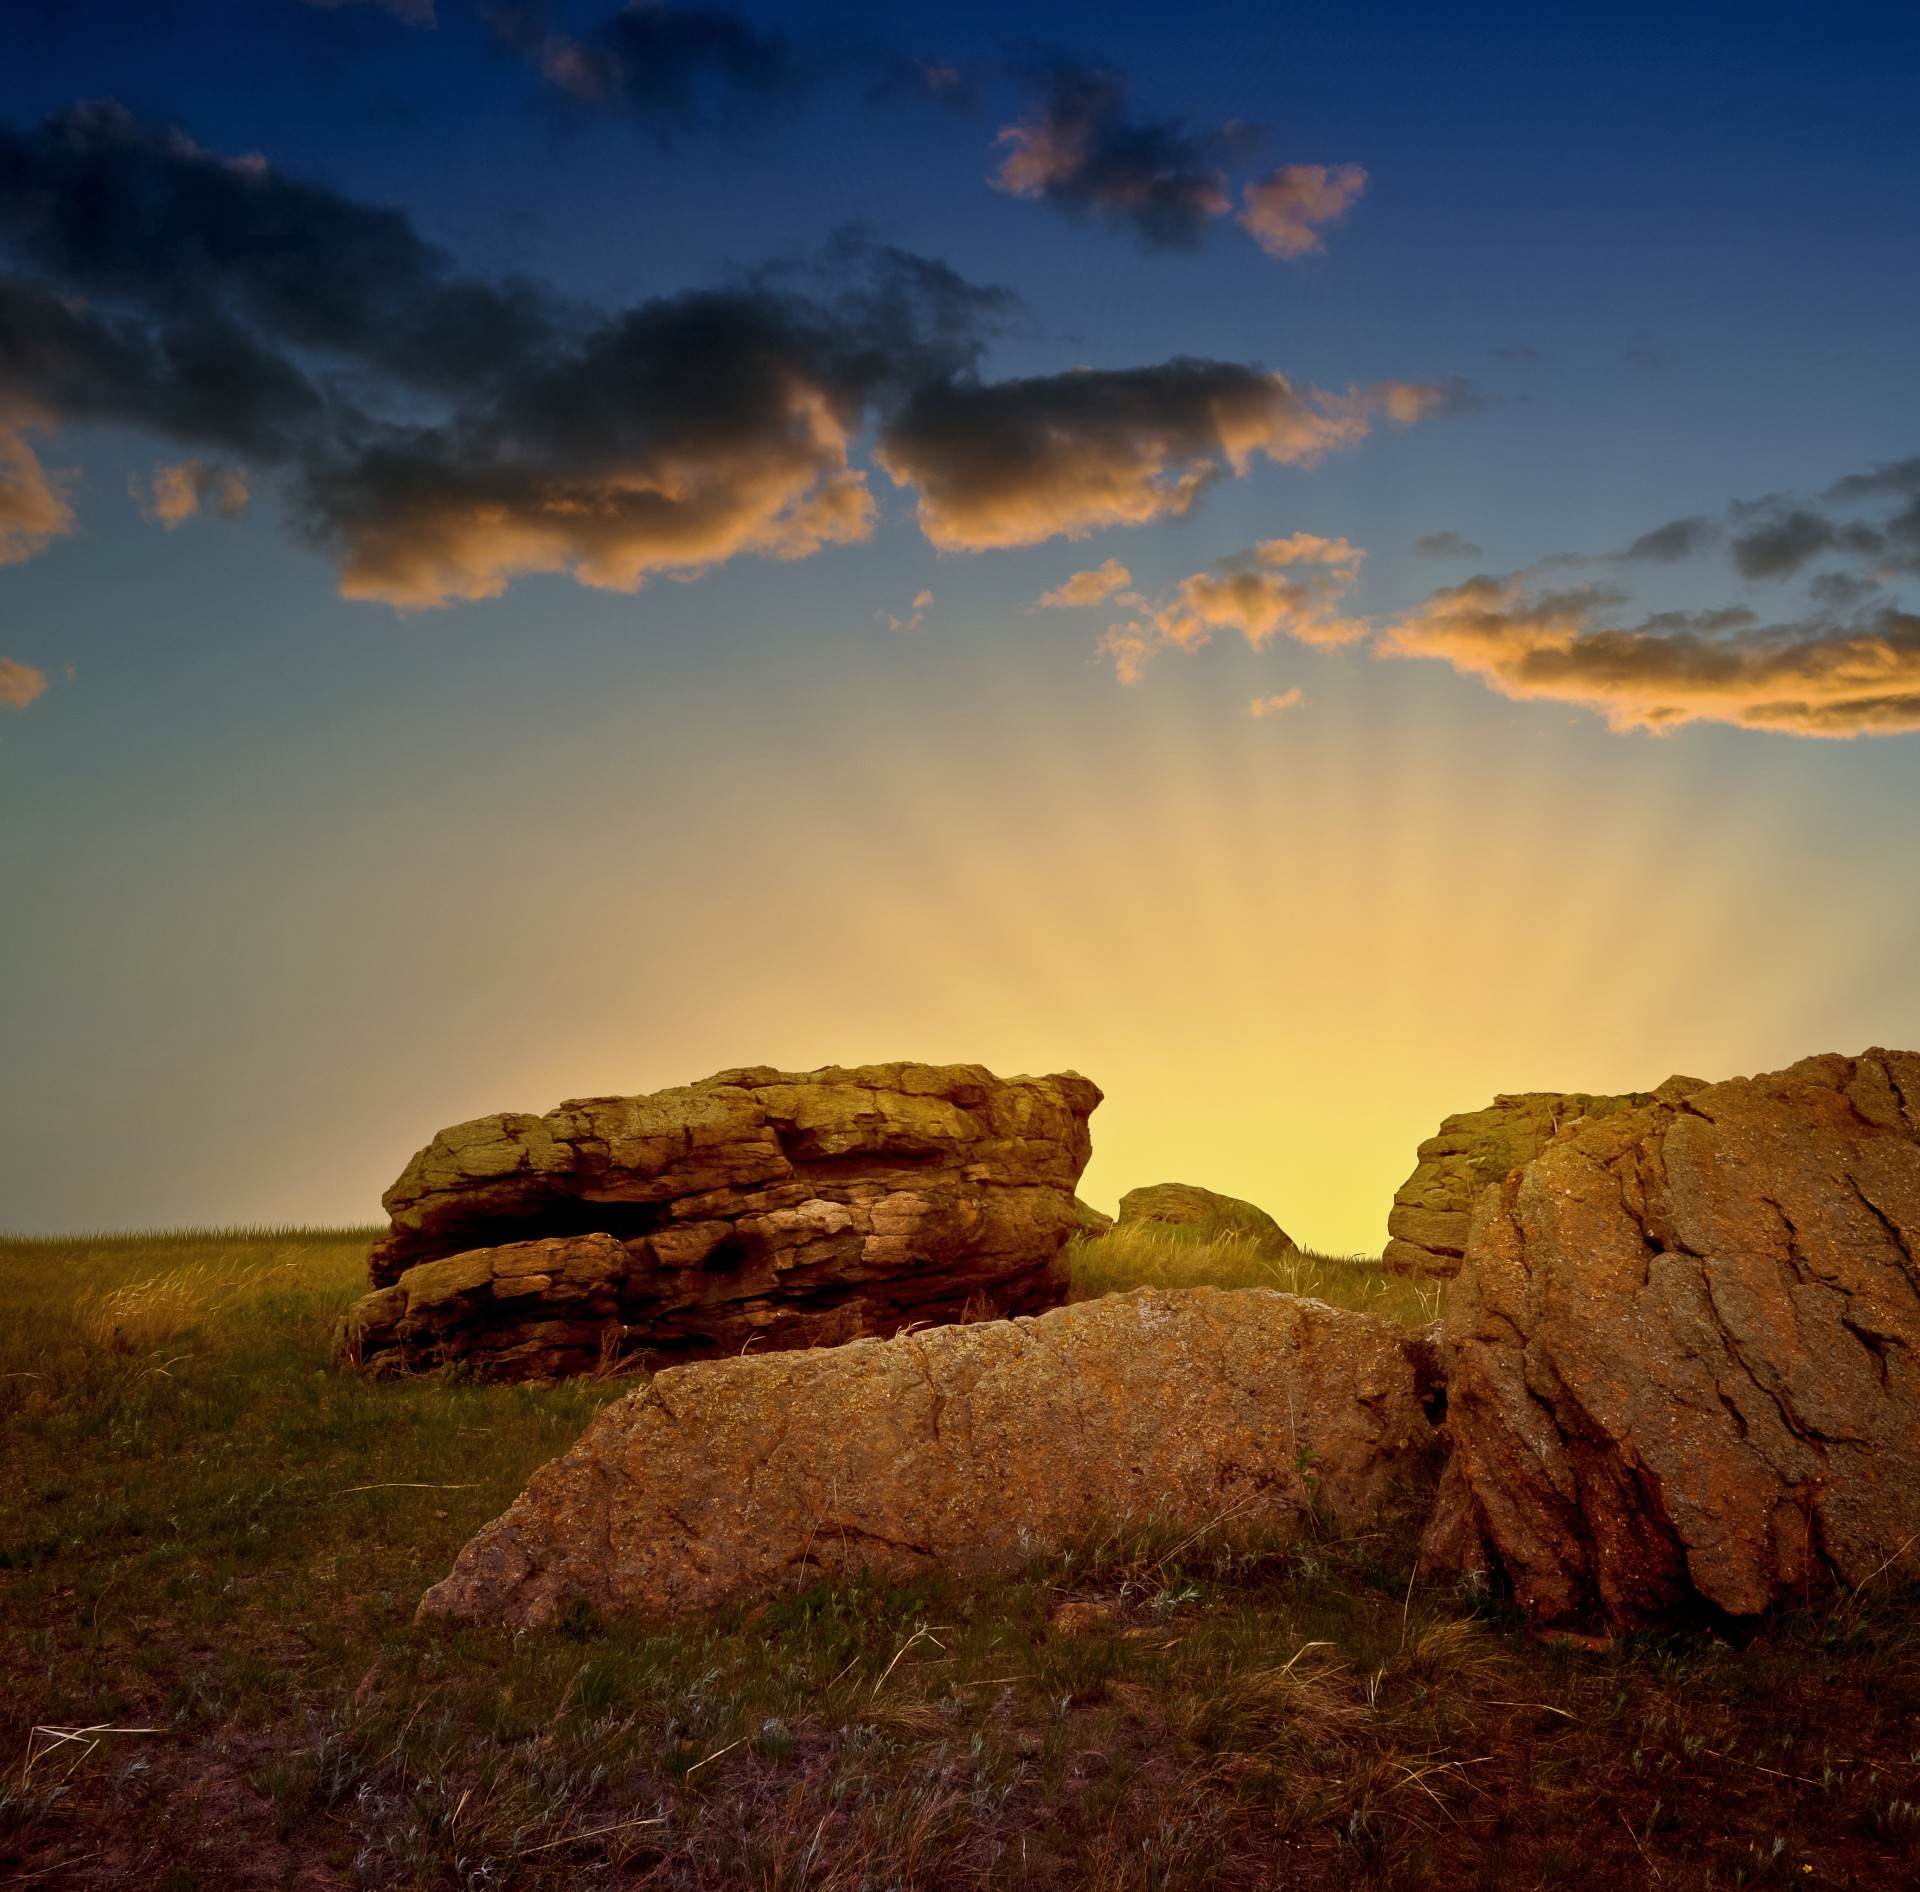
left=2, top=0, right=1918, bottom=1248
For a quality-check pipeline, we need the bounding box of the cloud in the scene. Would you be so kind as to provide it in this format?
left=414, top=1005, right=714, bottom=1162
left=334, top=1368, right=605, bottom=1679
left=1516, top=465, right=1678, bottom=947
left=138, top=459, right=249, bottom=528
left=1032, top=558, right=1132, bottom=608
left=878, top=364, right=1449, bottom=552
left=990, top=64, right=1238, bottom=250
left=482, top=2, right=801, bottom=125
left=0, top=104, right=1450, bottom=603
left=0, top=106, right=993, bottom=603
left=1413, top=530, right=1481, bottom=559
left=1249, top=686, right=1303, bottom=716
left=1621, top=515, right=1718, bottom=562
left=1237, top=163, right=1366, bottom=260
left=1097, top=532, right=1365, bottom=682
left=0, top=655, right=47, bottom=710
left=0, top=422, right=74, bottom=564
left=881, top=586, right=933, bottom=632
left=1730, top=506, right=1881, bottom=581
left=1376, top=572, right=1920, bottom=737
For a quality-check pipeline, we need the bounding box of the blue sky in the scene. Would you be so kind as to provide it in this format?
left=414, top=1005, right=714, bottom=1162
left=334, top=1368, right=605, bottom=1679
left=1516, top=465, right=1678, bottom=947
left=2, top=0, right=1917, bottom=1244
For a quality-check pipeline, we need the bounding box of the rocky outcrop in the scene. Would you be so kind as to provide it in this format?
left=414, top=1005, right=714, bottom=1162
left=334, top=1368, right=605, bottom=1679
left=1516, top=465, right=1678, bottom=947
left=1422, top=1049, right=1920, bottom=1629
left=418, top=1286, right=1442, bottom=1627
left=1383, top=1086, right=1680, bottom=1277
left=1114, top=1183, right=1293, bottom=1249
left=339, top=1063, right=1101, bottom=1382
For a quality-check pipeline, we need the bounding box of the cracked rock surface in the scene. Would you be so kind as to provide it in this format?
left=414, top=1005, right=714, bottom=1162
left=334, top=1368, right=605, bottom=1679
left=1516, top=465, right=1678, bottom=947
left=1423, top=1049, right=1920, bottom=1629
left=338, top=1063, right=1100, bottom=1382
left=1384, top=1087, right=1675, bottom=1279
left=417, top=1287, right=1443, bottom=1627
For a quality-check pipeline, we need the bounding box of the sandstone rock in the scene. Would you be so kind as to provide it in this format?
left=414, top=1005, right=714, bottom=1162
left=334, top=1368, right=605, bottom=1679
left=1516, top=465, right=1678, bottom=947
left=1382, top=1084, right=1694, bottom=1277
left=1116, top=1182, right=1293, bottom=1249
left=338, top=1063, right=1101, bottom=1381
left=1423, top=1049, right=1920, bottom=1629
left=418, top=1286, right=1441, bottom=1627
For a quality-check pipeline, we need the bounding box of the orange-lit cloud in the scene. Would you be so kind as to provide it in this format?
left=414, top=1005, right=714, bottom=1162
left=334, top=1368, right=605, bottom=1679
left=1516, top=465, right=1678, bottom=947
left=882, top=587, right=935, bottom=632
left=1238, top=163, right=1367, bottom=260
left=880, top=367, right=1447, bottom=553
left=326, top=384, right=877, bottom=607
left=1250, top=687, right=1304, bottom=716
left=1377, top=573, right=1920, bottom=737
left=0, top=655, right=48, bottom=711
left=1097, top=533, right=1366, bottom=682
left=140, top=460, right=251, bottom=529
left=1033, top=559, right=1134, bottom=608
left=0, top=424, right=75, bottom=566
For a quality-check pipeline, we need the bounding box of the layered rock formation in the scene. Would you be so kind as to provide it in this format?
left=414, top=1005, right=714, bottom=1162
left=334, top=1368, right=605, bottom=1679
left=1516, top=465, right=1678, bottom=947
left=1114, top=1182, right=1294, bottom=1250
left=418, top=1286, right=1442, bottom=1627
left=1383, top=1087, right=1674, bottom=1278
left=1423, top=1049, right=1920, bottom=1629
left=339, top=1063, right=1100, bottom=1381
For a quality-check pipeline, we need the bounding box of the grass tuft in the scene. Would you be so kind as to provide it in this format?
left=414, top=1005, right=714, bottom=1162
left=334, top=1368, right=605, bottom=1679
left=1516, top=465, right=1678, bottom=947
left=1068, top=1224, right=1442, bottom=1327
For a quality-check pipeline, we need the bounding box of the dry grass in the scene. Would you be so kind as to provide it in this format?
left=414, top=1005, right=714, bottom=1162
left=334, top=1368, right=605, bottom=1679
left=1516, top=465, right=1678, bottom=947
left=1068, top=1225, right=1442, bottom=1328
left=71, top=1253, right=311, bottom=1352
left=3, top=1228, right=1920, bottom=1889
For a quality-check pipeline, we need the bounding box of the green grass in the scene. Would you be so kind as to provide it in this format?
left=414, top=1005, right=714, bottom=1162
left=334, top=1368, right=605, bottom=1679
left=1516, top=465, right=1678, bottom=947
left=3, top=1229, right=1919, bottom=1888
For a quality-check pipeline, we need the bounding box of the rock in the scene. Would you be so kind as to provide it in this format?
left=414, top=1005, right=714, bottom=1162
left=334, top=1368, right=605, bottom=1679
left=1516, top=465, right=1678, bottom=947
left=1071, top=1197, right=1116, bottom=1239
left=417, top=1286, right=1442, bottom=1627
left=1382, top=1084, right=1699, bottom=1278
left=1115, top=1182, right=1293, bottom=1249
left=1423, top=1049, right=1920, bottom=1630
left=339, top=1063, right=1101, bottom=1382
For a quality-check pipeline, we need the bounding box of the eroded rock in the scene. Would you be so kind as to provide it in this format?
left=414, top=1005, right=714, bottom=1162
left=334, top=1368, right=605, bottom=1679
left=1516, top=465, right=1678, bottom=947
left=339, top=1063, right=1100, bottom=1381
left=1423, top=1049, right=1920, bottom=1629
left=1115, top=1182, right=1293, bottom=1249
left=1382, top=1085, right=1691, bottom=1278
left=418, top=1286, right=1442, bottom=1627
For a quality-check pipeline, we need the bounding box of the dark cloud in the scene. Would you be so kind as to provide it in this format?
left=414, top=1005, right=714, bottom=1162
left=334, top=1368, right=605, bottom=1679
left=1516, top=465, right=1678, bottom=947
left=989, top=63, right=1247, bottom=250
left=1413, top=530, right=1481, bottom=559
left=1730, top=507, right=1882, bottom=580
left=877, top=361, right=1447, bottom=551
left=481, top=2, right=804, bottom=126
left=1621, top=515, right=1718, bottom=561
left=0, top=103, right=1442, bottom=602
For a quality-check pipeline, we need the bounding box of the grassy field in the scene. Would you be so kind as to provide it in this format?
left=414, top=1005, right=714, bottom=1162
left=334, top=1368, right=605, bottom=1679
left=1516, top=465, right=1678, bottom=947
left=3, top=1228, right=1919, bottom=1889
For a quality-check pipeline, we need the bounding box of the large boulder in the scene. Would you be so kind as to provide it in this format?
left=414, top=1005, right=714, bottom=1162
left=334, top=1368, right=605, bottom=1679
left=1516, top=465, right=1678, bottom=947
left=419, top=1286, right=1441, bottom=1627
left=1383, top=1087, right=1673, bottom=1277
left=1115, top=1182, right=1293, bottom=1249
left=1423, top=1049, right=1920, bottom=1629
left=338, top=1063, right=1100, bottom=1382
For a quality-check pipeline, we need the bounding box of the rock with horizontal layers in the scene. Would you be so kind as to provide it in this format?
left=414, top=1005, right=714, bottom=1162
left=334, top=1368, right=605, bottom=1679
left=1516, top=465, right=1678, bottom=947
left=1115, top=1182, right=1293, bottom=1249
left=418, top=1286, right=1444, bottom=1627
left=1382, top=1085, right=1691, bottom=1278
left=338, top=1063, right=1101, bottom=1382
left=1422, top=1049, right=1920, bottom=1630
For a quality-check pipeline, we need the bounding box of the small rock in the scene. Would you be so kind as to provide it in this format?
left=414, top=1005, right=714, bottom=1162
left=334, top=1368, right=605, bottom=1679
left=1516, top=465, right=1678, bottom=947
left=1115, top=1183, right=1292, bottom=1249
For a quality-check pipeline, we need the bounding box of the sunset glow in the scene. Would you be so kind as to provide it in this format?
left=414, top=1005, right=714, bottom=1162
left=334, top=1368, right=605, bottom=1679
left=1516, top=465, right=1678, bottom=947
left=2, top=2, right=1916, bottom=1250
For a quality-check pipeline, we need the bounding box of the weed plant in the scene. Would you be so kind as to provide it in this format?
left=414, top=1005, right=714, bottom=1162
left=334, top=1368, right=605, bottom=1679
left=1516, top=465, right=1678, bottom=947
left=3, top=1229, right=1918, bottom=1888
